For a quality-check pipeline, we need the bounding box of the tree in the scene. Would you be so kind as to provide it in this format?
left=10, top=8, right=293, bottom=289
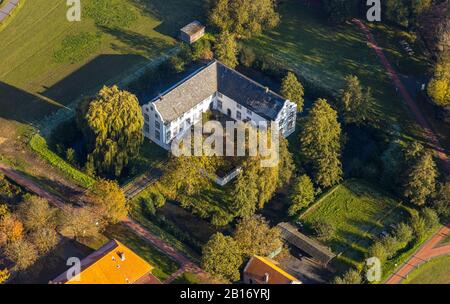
left=234, top=215, right=282, bottom=258
left=215, top=31, right=238, bottom=68
left=0, top=268, right=10, bottom=284
left=410, top=213, right=427, bottom=240
left=384, top=0, right=410, bottom=27
left=418, top=2, right=450, bottom=57
left=381, top=235, right=400, bottom=258
left=0, top=214, right=24, bottom=247
left=30, top=228, right=59, bottom=254
left=288, top=175, right=315, bottom=216
left=83, top=86, right=144, bottom=177
left=340, top=75, right=373, bottom=125
left=162, top=154, right=215, bottom=198
left=433, top=182, right=450, bottom=218
left=88, top=179, right=127, bottom=224
left=201, top=233, right=243, bottom=282
left=322, top=0, right=360, bottom=24
left=333, top=269, right=362, bottom=284
left=427, top=57, right=450, bottom=107
left=4, top=239, right=38, bottom=271
left=281, top=72, right=305, bottom=112
left=311, top=219, right=335, bottom=241
left=192, top=39, right=214, bottom=61
left=18, top=196, right=58, bottom=232
left=300, top=99, right=343, bottom=188
left=277, top=136, right=295, bottom=189
left=60, top=206, right=103, bottom=240
left=421, top=207, right=440, bottom=230
left=66, top=148, right=77, bottom=166
left=208, top=0, right=279, bottom=39
left=404, top=151, right=437, bottom=206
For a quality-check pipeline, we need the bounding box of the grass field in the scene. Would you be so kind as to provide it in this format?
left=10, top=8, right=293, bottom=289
left=301, top=179, right=412, bottom=270
left=247, top=1, right=424, bottom=138
left=0, top=0, right=207, bottom=123
left=402, top=255, right=450, bottom=284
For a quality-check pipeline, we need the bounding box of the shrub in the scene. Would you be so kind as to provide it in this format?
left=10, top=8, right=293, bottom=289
left=29, top=134, right=95, bottom=188
left=421, top=207, right=440, bottom=230
left=332, top=269, right=362, bottom=284
left=170, top=56, right=186, bottom=73
left=53, top=32, right=102, bottom=64
left=393, top=222, right=413, bottom=244
left=141, top=196, right=156, bottom=216
left=151, top=192, right=166, bottom=209
left=381, top=235, right=400, bottom=258
left=367, top=241, right=387, bottom=263
left=211, top=211, right=233, bottom=227
left=192, top=40, right=213, bottom=61
left=239, top=46, right=256, bottom=68
left=410, top=213, right=427, bottom=240
left=311, top=219, right=335, bottom=241
left=66, top=148, right=77, bottom=166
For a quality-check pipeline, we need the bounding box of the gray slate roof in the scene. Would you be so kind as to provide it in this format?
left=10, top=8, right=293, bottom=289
left=152, top=60, right=286, bottom=122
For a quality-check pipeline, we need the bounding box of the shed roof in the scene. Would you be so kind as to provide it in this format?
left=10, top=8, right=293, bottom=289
left=180, top=20, right=205, bottom=36
left=244, top=255, right=301, bottom=284
left=277, top=222, right=336, bottom=265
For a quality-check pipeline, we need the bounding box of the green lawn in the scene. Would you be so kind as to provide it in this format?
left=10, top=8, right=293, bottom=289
left=0, top=0, right=206, bottom=123
left=402, top=255, right=450, bottom=284
left=301, top=179, right=412, bottom=270
left=247, top=1, right=423, bottom=137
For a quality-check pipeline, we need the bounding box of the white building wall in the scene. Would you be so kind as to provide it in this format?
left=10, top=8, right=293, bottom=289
left=142, top=92, right=296, bottom=150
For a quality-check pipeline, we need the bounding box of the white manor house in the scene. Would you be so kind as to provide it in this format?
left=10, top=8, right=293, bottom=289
left=141, top=60, right=297, bottom=150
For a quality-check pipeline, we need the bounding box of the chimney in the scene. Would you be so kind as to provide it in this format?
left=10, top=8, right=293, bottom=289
left=264, top=273, right=270, bottom=283
left=118, top=252, right=126, bottom=261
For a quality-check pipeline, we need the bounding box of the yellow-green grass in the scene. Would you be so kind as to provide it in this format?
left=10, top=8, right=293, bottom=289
left=402, top=255, right=450, bottom=284
left=301, top=179, right=412, bottom=271
left=246, top=1, right=424, bottom=138
left=0, top=0, right=206, bottom=123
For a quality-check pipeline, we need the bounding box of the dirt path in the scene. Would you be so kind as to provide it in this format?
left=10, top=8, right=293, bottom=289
left=352, top=19, right=450, bottom=173
left=385, top=223, right=450, bottom=284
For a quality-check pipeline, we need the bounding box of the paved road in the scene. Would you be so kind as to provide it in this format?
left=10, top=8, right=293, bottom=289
left=352, top=19, right=450, bottom=284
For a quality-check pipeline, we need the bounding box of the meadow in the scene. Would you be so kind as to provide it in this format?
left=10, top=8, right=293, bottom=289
left=0, top=0, right=207, bottom=123
left=301, top=179, right=412, bottom=270
left=246, top=1, right=427, bottom=139
left=402, top=255, right=450, bottom=284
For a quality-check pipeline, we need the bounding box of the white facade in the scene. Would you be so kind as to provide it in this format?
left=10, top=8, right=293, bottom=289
left=142, top=92, right=297, bottom=150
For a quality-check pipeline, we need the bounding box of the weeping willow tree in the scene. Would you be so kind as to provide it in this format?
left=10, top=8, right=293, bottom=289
left=84, top=85, right=144, bottom=177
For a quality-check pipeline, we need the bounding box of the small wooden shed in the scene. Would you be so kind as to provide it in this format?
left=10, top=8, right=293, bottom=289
left=180, top=21, right=205, bottom=44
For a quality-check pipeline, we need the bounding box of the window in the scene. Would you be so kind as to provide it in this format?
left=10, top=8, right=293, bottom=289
left=155, top=121, right=160, bottom=129
left=155, top=114, right=158, bottom=119
left=144, top=114, right=149, bottom=121
left=218, top=92, right=223, bottom=98
left=187, top=118, right=191, bottom=125
left=150, top=106, right=154, bottom=111
left=155, top=130, right=160, bottom=140
left=237, top=104, right=242, bottom=109
left=246, top=117, right=251, bottom=121
left=217, top=100, right=223, bottom=110
left=166, top=131, right=171, bottom=140
left=247, top=109, right=252, bottom=115
left=236, top=111, right=242, bottom=120
left=144, top=123, right=150, bottom=133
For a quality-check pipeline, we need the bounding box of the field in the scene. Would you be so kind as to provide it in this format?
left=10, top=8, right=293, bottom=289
left=0, top=0, right=207, bottom=123
left=247, top=1, right=426, bottom=139
left=301, top=179, right=412, bottom=270
left=402, top=255, right=450, bottom=284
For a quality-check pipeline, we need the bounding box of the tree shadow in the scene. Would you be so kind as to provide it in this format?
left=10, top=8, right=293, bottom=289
left=132, top=0, right=209, bottom=37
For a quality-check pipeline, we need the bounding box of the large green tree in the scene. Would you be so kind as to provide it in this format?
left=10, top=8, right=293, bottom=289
left=300, top=99, right=343, bottom=188
left=83, top=86, right=144, bottom=177
left=208, top=0, right=279, bottom=39
left=427, top=56, right=450, bottom=107
left=215, top=31, right=239, bottom=68
left=340, top=75, right=373, bottom=125
left=280, top=72, right=305, bottom=113
left=233, top=215, right=282, bottom=258
left=201, top=233, right=243, bottom=282
left=88, top=179, right=128, bottom=224
left=288, top=174, right=315, bottom=216
left=404, top=151, right=437, bottom=206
